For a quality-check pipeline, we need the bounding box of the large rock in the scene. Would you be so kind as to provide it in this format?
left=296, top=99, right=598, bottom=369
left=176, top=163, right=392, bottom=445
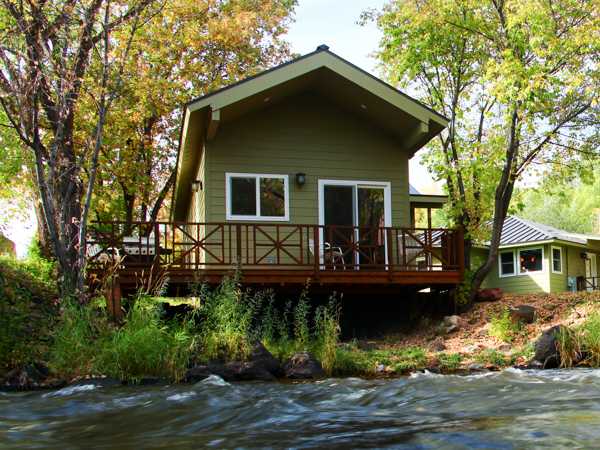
left=443, top=315, right=466, bottom=333
left=185, top=342, right=281, bottom=382
left=510, top=305, right=536, bottom=324
left=283, top=352, right=325, bottom=379
left=532, top=325, right=563, bottom=368
left=476, top=288, right=503, bottom=303
left=1, top=362, right=50, bottom=391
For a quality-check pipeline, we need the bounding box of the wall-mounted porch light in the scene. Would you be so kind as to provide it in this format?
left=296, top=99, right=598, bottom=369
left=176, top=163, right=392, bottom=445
left=295, top=172, right=306, bottom=187
left=581, top=252, right=589, bottom=260
left=191, top=180, right=203, bottom=192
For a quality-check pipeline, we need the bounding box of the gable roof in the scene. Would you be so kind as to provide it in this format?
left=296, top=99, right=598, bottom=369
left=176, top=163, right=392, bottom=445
left=495, top=216, right=600, bottom=247
left=171, top=45, right=449, bottom=221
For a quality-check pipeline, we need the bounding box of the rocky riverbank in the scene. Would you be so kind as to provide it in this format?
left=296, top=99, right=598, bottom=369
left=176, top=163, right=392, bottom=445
left=4, top=289, right=600, bottom=391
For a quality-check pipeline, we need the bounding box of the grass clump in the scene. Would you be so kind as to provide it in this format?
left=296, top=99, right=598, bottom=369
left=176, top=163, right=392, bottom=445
left=489, top=309, right=521, bottom=343
left=438, top=353, right=462, bottom=371
left=475, top=349, right=507, bottom=366
left=196, top=277, right=256, bottom=362
left=50, top=295, right=197, bottom=382
left=98, top=296, right=196, bottom=382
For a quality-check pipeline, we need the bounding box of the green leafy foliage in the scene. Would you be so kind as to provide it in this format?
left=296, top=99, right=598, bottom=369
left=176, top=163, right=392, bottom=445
left=437, top=353, right=462, bottom=371
left=475, top=349, right=507, bottom=367
left=0, top=256, right=58, bottom=374
left=489, top=309, right=522, bottom=343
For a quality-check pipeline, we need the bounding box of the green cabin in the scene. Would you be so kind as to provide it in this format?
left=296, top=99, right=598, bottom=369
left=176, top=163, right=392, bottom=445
left=473, top=216, right=600, bottom=294
left=89, top=45, right=465, bottom=303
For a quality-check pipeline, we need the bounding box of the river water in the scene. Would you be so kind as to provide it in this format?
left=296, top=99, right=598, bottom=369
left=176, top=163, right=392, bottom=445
left=2, top=369, right=600, bottom=449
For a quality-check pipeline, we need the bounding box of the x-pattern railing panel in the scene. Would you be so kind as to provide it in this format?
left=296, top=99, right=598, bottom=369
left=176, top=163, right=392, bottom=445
left=87, top=222, right=463, bottom=273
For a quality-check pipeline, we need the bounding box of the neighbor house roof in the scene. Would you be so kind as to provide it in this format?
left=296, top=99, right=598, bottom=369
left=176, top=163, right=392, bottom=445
left=171, top=45, right=449, bottom=221
left=492, top=216, right=600, bottom=248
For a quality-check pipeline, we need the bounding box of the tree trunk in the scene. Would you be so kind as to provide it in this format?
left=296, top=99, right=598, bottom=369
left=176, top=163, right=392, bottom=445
left=33, top=199, right=53, bottom=259
left=148, top=170, right=175, bottom=224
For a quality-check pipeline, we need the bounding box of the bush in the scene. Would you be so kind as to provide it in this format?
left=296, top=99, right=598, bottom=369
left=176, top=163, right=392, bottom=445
left=313, top=297, right=341, bottom=375
left=438, top=353, right=462, bottom=371
left=98, top=296, right=196, bottom=382
left=196, top=277, right=256, bottom=362
left=0, top=256, right=57, bottom=374
left=581, top=312, right=600, bottom=366
left=49, top=300, right=109, bottom=378
left=392, top=347, right=427, bottom=372
left=475, top=349, right=507, bottom=366
left=489, top=309, right=521, bottom=343
left=50, top=295, right=197, bottom=382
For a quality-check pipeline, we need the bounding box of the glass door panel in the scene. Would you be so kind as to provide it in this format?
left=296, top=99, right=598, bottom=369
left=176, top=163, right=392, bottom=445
left=323, top=185, right=354, bottom=267
left=357, top=187, right=386, bottom=267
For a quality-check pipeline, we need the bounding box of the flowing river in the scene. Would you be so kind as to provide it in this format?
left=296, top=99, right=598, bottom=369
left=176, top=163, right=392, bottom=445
left=2, top=369, right=600, bottom=449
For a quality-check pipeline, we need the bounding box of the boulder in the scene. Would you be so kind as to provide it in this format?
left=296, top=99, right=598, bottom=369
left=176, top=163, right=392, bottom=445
left=248, top=342, right=283, bottom=377
left=510, top=305, right=536, bottom=324
left=443, top=315, right=465, bottom=333
left=283, top=352, right=325, bottom=379
left=1, top=362, right=50, bottom=391
left=431, top=338, right=447, bottom=352
left=532, top=325, right=563, bottom=368
left=185, top=342, right=281, bottom=382
left=476, top=288, right=503, bottom=303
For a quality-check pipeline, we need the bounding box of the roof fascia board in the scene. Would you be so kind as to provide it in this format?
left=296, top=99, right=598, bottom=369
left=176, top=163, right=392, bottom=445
left=479, top=238, right=590, bottom=250
left=187, top=51, right=444, bottom=127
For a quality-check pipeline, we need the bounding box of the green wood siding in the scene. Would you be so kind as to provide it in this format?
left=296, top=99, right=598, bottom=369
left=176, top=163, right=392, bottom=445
left=474, top=242, right=600, bottom=294
left=203, top=92, right=411, bottom=226
left=189, top=146, right=206, bottom=223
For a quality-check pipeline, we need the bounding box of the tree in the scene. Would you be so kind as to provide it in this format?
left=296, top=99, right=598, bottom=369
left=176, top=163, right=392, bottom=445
left=516, top=173, right=600, bottom=234
left=372, top=0, right=599, bottom=303
left=0, top=0, right=160, bottom=297
left=89, top=0, right=296, bottom=227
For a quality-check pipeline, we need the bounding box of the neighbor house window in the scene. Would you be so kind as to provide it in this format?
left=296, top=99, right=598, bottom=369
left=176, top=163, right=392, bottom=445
left=552, top=246, right=563, bottom=274
left=499, top=251, right=516, bottom=277
left=518, top=248, right=543, bottom=274
left=226, top=173, right=289, bottom=221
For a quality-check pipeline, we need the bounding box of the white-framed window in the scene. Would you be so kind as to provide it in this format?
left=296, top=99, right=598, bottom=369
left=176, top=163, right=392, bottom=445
left=551, top=246, right=563, bottom=274
left=518, top=247, right=544, bottom=274
left=225, top=173, right=289, bottom=221
left=499, top=250, right=516, bottom=277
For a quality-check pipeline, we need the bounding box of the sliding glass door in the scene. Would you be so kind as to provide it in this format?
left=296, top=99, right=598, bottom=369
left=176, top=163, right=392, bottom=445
left=319, top=180, right=391, bottom=268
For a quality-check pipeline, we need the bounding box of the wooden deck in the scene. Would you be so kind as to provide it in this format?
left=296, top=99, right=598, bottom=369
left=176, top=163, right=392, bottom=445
left=87, top=221, right=465, bottom=289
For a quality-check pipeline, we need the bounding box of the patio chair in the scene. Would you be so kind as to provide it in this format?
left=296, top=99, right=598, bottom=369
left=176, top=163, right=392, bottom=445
left=309, top=239, right=346, bottom=269
left=86, top=243, right=121, bottom=264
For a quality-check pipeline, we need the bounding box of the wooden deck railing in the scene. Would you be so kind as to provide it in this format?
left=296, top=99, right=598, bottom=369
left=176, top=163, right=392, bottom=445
left=86, top=221, right=464, bottom=274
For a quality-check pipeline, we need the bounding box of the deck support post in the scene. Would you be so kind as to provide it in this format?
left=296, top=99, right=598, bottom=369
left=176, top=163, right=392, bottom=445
left=105, top=277, right=123, bottom=321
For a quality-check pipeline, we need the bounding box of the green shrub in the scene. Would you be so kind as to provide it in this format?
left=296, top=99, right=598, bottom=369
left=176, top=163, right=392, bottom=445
left=197, top=276, right=255, bottom=361
left=475, top=349, right=507, bottom=366
left=313, top=297, right=341, bottom=375
left=293, top=289, right=311, bottom=351
left=333, top=347, right=374, bottom=376
left=0, top=256, right=57, bottom=374
left=581, top=312, right=600, bottom=366
left=489, top=309, right=521, bottom=343
left=98, top=296, right=196, bottom=382
left=391, top=346, right=427, bottom=371
left=49, top=300, right=109, bottom=378
left=438, top=353, right=462, bottom=371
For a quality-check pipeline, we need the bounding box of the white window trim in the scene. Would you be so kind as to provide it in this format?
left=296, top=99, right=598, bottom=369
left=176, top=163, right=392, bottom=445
left=498, top=250, right=516, bottom=278
left=517, top=246, right=545, bottom=276
left=225, top=173, right=290, bottom=221
left=551, top=246, right=563, bottom=274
